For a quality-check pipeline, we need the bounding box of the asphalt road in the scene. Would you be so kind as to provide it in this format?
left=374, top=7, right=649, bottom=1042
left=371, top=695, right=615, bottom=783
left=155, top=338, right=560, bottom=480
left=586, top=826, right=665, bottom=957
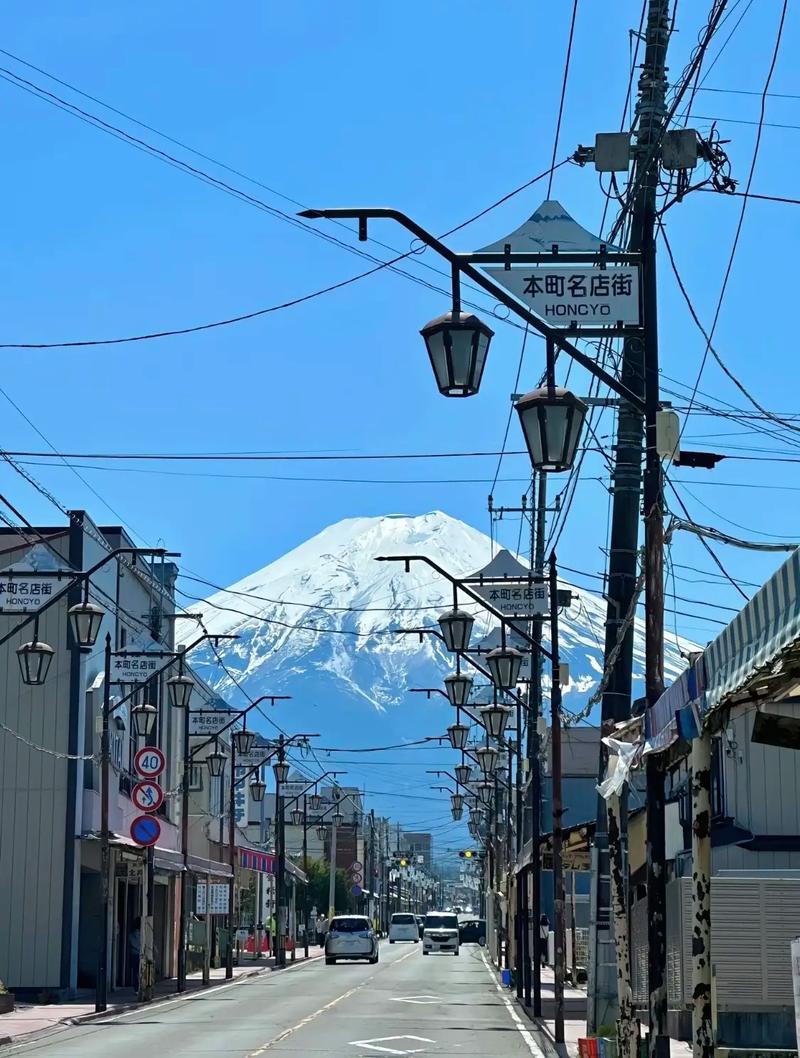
left=5, top=942, right=546, bottom=1058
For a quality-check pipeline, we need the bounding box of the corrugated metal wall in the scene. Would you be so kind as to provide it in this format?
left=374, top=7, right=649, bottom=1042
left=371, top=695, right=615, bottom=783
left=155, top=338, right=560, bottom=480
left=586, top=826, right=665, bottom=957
left=631, top=875, right=800, bottom=1010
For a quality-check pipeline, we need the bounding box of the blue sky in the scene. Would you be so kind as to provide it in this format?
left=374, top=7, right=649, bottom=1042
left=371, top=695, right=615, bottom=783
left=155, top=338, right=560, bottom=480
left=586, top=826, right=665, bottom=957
left=0, top=0, right=797, bottom=658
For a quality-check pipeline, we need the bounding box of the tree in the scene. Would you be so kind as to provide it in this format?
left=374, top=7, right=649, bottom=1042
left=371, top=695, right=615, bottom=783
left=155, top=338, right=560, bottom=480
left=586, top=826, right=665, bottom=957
left=300, top=858, right=349, bottom=916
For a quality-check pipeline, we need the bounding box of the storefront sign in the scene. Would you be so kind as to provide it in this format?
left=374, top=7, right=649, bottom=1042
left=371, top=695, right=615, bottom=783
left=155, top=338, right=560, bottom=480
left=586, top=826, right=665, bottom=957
left=188, top=711, right=231, bottom=737
left=196, top=882, right=229, bottom=915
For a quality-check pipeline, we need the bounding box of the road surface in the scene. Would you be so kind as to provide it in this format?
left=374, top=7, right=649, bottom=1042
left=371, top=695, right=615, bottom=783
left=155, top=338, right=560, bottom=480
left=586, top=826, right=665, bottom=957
left=4, top=942, right=546, bottom=1058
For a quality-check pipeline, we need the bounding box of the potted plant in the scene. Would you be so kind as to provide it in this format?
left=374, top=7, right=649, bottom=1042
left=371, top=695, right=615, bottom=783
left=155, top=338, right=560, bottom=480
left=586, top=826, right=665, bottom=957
left=0, top=981, right=14, bottom=1015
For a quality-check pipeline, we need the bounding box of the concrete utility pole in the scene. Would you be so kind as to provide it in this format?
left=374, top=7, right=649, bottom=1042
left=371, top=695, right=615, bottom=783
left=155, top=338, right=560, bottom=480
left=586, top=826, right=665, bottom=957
left=549, top=552, right=566, bottom=1046
left=589, top=3, right=671, bottom=1051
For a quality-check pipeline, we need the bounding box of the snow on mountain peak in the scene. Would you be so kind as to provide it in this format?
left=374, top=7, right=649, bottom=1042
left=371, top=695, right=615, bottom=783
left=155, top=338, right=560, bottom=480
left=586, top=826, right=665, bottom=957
left=185, top=511, right=696, bottom=725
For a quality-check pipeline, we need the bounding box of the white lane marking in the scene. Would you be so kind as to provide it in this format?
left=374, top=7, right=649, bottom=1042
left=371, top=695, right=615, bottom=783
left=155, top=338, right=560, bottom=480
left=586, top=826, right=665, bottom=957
left=350, top=1036, right=434, bottom=1055
left=480, top=951, right=546, bottom=1058
left=390, top=995, right=441, bottom=1004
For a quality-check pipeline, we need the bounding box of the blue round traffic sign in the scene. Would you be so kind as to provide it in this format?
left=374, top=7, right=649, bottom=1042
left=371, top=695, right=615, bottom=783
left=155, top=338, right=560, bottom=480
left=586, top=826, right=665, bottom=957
left=130, top=813, right=161, bottom=847
left=351, top=884, right=362, bottom=897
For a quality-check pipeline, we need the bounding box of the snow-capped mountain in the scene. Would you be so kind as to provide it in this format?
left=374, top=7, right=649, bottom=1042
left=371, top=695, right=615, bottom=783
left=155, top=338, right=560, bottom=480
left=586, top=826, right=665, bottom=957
left=183, top=512, right=695, bottom=748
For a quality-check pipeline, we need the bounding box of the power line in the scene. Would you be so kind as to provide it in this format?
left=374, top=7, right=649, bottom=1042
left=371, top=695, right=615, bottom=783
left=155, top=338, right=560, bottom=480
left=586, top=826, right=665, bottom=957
left=546, top=0, right=580, bottom=198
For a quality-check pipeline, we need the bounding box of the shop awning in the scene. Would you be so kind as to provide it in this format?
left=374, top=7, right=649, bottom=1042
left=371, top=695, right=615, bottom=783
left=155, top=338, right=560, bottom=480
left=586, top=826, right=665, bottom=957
left=703, top=547, right=800, bottom=718
left=238, top=847, right=307, bottom=885
left=82, top=832, right=232, bottom=878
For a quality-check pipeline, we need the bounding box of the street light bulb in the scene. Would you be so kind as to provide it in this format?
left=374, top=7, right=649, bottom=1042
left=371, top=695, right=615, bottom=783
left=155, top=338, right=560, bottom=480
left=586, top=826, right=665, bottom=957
left=316, top=825, right=327, bottom=842
left=515, top=386, right=587, bottom=473
left=273, top=760, right=289, bottom=785
left=206, top=750, right=226, bottom=778
left=447, top=722, right=470, bottom=751
left=310, top=794, right=322, bottom=812
left=291, top=808, right=303, bottom=827
left=249, top=777, right=266, bottom=802
left=476, top=745, right=499, bottom=775
left=332, top=812, right=344, bottom=827
left=480, top=703, right=512, bottom=741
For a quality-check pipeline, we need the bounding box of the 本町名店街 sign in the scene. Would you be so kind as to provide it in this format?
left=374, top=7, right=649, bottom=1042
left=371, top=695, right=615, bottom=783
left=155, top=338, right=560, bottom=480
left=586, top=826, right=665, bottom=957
left=484, top=265, right=640, bottom=327
left=0, top=574, right=60, bottom=612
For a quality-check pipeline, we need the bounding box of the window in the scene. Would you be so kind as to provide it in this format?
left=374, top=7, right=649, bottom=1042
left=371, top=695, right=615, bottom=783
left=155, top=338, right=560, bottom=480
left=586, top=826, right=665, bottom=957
left=330, top=918, right=371, bottom=934
left=425, top=913, right=459, bottom=930
left=391, top=914, right=416, bottom=925
left=189, top=765, right=204, bottom=792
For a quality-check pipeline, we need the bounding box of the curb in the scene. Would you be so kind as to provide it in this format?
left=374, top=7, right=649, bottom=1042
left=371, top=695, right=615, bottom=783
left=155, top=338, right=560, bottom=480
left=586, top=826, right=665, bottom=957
left=65, top=956, right=323, bottom=1028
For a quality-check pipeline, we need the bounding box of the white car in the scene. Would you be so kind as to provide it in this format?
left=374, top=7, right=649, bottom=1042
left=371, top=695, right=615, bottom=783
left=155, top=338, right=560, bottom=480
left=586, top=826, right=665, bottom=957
left=423, top=912, right=460, bottom=956
left=388, top=912, right=419, bottom=944
left=325, top=915, right=379, bottom=965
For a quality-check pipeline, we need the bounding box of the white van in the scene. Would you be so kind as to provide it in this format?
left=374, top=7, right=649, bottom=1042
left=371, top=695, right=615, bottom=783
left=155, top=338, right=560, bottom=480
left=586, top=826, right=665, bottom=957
left=388, top=912, right=419, bottom=943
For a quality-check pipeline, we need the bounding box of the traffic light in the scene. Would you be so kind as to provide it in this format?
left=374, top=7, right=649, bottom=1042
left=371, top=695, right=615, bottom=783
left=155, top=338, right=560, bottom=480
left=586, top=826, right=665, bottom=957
left=459, top=850, right=477, bottom=859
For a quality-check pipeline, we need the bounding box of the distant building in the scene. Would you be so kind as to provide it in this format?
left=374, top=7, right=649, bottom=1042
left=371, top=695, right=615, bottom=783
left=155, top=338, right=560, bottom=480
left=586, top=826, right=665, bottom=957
left=405, top=832, right=433, bottom=869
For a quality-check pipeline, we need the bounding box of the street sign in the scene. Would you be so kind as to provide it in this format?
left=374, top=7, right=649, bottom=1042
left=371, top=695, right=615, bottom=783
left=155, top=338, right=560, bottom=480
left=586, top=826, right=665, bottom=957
left=0, top=573, right=63, bottom=613
left=112, top=654, right=162, bottom=682
left=351, top=885, right=363, bottom=897
left=351, top=872, right=363, bottom=885
left=236, top=748, right=270, bottom=770
left=130, top=814, right=161, bottom=847
left=468, top=549, right=548, bottom=618
left=484, top=264, right=640, bottom=327
left=132, top=780, right=164, bottom=814
left=134, top=746, right=166, bottom=778
left=349, top=860, right=363, bottom=873
left=189, top=711, right=232, bottom=737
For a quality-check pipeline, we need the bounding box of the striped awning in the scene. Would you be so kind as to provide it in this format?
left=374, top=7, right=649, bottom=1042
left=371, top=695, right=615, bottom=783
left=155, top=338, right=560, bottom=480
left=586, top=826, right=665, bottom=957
left=703, top=548, right=800, bottom=717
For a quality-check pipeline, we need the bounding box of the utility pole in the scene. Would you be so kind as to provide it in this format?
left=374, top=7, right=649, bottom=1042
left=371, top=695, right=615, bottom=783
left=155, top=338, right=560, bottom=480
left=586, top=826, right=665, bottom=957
left=302, top=794, right=309, bottom=959
left=528, top=472, right=546, bottom=1016
left=549, top=553, right=566, bottom=1047
left=589, top=3, right=671, bottom=1049
left=275, top=734, right=286, bottom=968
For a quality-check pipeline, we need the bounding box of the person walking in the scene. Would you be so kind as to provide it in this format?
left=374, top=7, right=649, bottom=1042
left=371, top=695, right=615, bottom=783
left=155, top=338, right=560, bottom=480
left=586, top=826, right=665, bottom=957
left=128, top=917, right=141, bottom=989
left=539, top=914, right=550, bottom=968
left=316, top=915, right=328, bottom=946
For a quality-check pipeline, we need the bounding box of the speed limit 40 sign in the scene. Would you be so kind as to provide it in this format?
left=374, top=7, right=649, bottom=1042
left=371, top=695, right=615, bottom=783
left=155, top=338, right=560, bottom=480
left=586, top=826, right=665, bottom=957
left=134, top=746, right=165, bottom=778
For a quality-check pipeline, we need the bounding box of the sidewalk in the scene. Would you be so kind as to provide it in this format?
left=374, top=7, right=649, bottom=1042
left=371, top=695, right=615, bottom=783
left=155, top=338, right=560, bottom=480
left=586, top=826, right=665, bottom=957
left=0, top=947, right=324, bottom=1048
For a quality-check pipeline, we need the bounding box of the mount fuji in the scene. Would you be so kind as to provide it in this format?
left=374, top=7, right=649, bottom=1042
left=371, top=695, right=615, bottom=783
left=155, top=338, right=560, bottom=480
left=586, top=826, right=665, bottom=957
left=183, top=512, right=694, bottom=758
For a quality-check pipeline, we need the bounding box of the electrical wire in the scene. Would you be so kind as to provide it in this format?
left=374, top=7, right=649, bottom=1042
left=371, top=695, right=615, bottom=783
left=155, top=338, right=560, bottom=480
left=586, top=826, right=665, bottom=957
left=546, top=0, right=580, bottom=198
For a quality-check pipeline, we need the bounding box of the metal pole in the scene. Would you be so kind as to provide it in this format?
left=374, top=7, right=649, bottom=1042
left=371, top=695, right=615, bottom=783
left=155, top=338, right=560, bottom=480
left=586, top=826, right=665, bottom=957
left=275, top=737, right=286, bottom=968
left=226, top=740, right=236, bottom=978
left=302, top=794, right=309, bottom=959
left=549, top=552, right=565, bottom=1046
left=690, top=732, right=713, bottom=1058
left=328, top=814, right=338, bottom=919
left=178, top=700, right=190, bottom=991
left=96, top=633, right=112, bottom=1012
left=529, top=471, right=546, bottom=1016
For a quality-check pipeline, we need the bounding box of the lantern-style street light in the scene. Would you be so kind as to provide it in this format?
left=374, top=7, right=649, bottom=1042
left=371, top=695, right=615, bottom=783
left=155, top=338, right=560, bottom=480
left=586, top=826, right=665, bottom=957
left=332, top=811, right=344, bottom=827
left=291, top=808, right=303, bottom=826
left=206, top=748, right=226, bottom=778
left=438, top=609, right=475, bottom=653
left=515, top=386, right=587, bottom=473
left=132, top=702, right=158, bottom=739
left=166, top=673, right=193, bottom=710
left=316, top=824, right=327, bottom=841
left=273, top=760, right=289, bottom=785
left=67, top=599, right=105, bottom=650
left=476, top=744, right=499, bottom=775
left=477, top=781, right=494, bottom=807
left=480, top=703, right=512, bottom=741
left=310, top=793, right=322, bottom=812
left=420, top=311, right=494, bottom=397
left=447, top=722, right=470, bottom=751
left=455, top=763, right=472, bottom=786
left=452, top=805, right=464, bottom=821
left=249, top=776, right=266, bottom=802
left=444, top=672, right=473, bottom=707
left=233, top=728, right=255, bottom=756
left=486, top=645, right=523, bottom=690
left=16, top=637, right=55, bottom=686
left=451, top=792, right=464, bottom=813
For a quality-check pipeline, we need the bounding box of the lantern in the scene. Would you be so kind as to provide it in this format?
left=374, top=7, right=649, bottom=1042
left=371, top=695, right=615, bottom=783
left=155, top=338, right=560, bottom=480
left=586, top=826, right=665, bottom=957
left=166, top=674, right=193, bottom=709
left=438, top=609, right=475, bottom=653
left=444, top=672, right=473, bottom=708
left=67, top=599, right=105, bottom=649
left=515, top=386, right=587, bottom=472
left=486, top=645, right=523, bottom=690
left=16, top=639, right=55, bottom=686
left=420, top=311, right=494, bottom=397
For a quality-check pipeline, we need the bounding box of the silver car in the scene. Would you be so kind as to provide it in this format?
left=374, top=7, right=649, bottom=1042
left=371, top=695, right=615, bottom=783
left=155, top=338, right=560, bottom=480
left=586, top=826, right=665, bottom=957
left=325, top=915, right=379, bottom=965
left=422, top=912, right=460, bottom=956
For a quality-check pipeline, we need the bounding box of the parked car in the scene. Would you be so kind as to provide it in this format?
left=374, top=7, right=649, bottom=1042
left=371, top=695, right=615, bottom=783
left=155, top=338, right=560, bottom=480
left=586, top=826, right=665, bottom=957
left=388, top=912, right=419, bottom=944
left=415, top=915, right=425, bottom=938
left=459, top=918, right=486, bottom=946
left=325, top=915, right=379, bottom=965
left=423, top=912, right=460, bottom=956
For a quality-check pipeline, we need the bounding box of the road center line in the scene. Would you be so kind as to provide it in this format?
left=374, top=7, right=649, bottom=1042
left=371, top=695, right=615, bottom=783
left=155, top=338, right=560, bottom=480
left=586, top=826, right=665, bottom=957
left=480, top=951, right=546, bottom=1058
left=247, top=944, right=412, bottom=1057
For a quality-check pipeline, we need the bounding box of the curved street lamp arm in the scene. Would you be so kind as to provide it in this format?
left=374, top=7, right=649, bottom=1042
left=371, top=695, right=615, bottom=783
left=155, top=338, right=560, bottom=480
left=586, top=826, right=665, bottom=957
left=297, top=207, right=645, bottom=411
left=377, top=554, right=553, bottom=661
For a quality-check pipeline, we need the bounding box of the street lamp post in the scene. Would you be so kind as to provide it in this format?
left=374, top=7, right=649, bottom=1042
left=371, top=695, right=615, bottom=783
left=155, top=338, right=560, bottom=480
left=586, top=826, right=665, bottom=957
left=273, top=738, right=289, bottom=969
